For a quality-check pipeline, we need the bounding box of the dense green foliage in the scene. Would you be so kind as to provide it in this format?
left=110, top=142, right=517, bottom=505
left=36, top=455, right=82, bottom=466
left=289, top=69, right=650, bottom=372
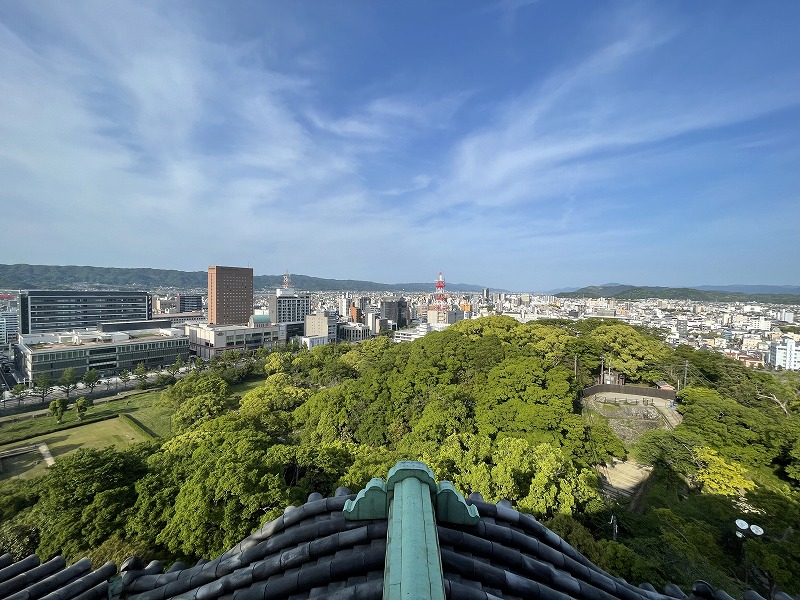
left=1, top=317, right=798, bottom=596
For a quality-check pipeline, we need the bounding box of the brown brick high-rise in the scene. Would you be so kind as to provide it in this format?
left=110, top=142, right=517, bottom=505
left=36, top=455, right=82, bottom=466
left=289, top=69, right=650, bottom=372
left=208, top=266, right=254, bottom=325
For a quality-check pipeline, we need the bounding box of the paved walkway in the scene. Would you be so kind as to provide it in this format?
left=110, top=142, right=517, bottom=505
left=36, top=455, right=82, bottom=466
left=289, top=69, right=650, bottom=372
left=0, top=442, right=55, bottom=469
left=37, top=443, right=55, bottom=466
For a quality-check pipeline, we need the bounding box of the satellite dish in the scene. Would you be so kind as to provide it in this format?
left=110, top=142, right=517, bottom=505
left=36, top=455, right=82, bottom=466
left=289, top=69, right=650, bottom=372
left=749, top=525, right=764, bottom=536
left=735, top=519, right=749, bottom=530
left=735, top=531, right=744, bottom=539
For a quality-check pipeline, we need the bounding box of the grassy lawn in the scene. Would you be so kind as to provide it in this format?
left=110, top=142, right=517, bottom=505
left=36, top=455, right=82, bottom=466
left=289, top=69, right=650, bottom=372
left=0, top=390, right=173, bottom=445
left=0, top=450, right=41, bottom=480
left=0, top=416, right=151, bottom=480
left=229, top=376, right=267, bottom=396
left=0, top=376, right=264, bottom=481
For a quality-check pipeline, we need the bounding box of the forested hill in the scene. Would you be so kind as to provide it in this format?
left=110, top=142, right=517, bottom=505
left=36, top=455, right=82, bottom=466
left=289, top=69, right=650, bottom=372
left=557, top=284, right=800, bottom=305
left=2, top=316, right=798, bottom=596
left=0, top=264, right=486, bottom=292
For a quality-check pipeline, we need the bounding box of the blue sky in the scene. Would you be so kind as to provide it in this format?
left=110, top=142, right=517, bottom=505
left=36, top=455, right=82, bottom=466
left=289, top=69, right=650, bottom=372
left=1, top=1, right=798, bottom=291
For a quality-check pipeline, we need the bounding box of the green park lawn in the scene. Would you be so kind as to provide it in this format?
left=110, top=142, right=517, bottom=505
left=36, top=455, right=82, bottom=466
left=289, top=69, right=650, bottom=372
left=0, top=373, right=268, bottom=481
left=229, top=377, right=267, bottom=396
left=0, top=389, right=175, bottom=445
left=0, top=415, right=151, bottom=480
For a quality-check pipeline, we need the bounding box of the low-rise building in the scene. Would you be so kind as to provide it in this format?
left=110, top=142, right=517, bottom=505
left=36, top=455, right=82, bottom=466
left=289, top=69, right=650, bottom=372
left=338, top=322, right=372, bottom=343
left=393, top=322, right=450, bottom=343
left=186, top=321, right=283, bottom=360
left=300, top=335, right=329, bottom=349
left=15, top=326, right=189, bottom=382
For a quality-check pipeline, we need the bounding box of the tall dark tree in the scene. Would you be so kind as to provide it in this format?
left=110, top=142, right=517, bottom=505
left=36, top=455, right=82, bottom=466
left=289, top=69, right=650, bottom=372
left=75, top=397, right=92, bottom=421
left=49, top=397, right=68, bottom=423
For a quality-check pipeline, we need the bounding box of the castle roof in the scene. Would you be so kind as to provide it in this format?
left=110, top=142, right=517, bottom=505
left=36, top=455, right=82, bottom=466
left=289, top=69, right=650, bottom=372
left=0, top=462, right=788, bottom=600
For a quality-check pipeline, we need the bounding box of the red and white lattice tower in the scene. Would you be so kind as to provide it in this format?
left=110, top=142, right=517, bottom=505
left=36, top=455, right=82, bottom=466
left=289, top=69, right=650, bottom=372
left=283, top=270, right=291, bottom=289
left=434, top=272, right=447, bottom=311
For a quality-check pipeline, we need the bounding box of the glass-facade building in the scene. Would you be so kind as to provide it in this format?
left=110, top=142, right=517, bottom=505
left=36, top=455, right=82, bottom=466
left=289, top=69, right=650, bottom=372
left=19, top=290, right=152, bottom=334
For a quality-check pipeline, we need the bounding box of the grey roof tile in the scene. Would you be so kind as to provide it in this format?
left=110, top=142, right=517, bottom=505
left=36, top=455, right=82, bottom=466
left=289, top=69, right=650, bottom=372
left=2, top=485, right=779, bottom=600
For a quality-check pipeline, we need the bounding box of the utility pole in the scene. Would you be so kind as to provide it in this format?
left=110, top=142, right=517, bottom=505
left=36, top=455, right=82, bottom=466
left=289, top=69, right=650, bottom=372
left=600, top=355, right=605, bottom=385
left=683, top=360, right=689, bottom=389
left=574, top=355, right=578, bottom=377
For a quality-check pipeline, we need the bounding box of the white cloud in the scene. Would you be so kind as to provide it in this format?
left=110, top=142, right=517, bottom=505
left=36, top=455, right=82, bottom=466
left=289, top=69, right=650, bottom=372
left=0, top=2, right=797, bottom=288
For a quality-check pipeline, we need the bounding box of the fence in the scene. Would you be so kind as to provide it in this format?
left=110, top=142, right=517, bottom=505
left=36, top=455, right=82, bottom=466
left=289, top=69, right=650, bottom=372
left=581, top=383, right=676, bottom=401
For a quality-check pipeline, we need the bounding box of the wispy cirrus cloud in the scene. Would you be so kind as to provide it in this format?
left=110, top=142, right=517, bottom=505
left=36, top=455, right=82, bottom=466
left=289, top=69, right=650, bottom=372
left=0, top=1, right=797, bottom=288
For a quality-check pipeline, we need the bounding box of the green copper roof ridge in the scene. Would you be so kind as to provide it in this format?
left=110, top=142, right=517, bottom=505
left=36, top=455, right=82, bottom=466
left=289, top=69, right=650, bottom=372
left=343, top=477, right=388, bottom=520
left=383, top=464, right=445, bottom=600
left=436, top=480, right=480, bottom=525
left=343, top=461, right=480, bottom=525
left=342, top=461, right=480, bottom=600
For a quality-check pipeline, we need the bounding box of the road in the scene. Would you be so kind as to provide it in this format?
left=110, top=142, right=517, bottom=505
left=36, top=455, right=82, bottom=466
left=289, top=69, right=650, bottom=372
left=0, top=367, right=190, bottom=413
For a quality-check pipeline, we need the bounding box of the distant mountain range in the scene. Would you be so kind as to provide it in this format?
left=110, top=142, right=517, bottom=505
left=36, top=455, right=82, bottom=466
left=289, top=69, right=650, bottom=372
left=1, top=265, right=797, bottom=302
left=556, top=283, right=800, bottom=305
left=0, top=264, right=489, bottom=293
left=694, top=284, right=800, bottom=295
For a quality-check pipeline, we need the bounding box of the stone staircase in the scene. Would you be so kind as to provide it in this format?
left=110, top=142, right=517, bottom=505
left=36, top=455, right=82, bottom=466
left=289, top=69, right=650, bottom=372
left=598, top=459, right=652, bottom=502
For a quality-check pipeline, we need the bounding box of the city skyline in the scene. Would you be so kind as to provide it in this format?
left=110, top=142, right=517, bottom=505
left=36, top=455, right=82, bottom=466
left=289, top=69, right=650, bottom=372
left=1, top=1, right=798, bottom=290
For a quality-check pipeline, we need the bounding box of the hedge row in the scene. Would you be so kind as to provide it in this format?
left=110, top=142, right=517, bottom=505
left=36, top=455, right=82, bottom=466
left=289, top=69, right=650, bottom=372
left=117, top=414, right=158, bottom=440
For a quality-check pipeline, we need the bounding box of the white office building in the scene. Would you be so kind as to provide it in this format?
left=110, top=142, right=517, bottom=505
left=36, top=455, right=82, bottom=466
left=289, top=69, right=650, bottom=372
left=186, top=321, right=283, bottom=360
left=768, top=337, right=799, bottom=370
left=0, top=311, right=18, bottom=345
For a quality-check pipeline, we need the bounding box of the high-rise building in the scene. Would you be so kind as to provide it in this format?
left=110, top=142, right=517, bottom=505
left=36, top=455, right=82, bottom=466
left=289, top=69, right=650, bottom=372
left=208, top=266, right=254, bottom=325
left=0, top=311, right=19, bottom=345
left=19, top=290, right=152, bottom=334
left=338, top=294, right=352, bottom=318
left=380, top=297, right=409, bottom=328
left=266, top=286, right=312, bottom=340
left=349, top=304, right=363, bottom=324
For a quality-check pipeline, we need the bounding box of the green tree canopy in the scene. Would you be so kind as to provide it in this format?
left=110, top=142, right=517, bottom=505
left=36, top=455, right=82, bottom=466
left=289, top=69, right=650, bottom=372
left=58, top=367, right=79, bottom=400
left=48, top=397, right=68, bottom=423
left=82, top=369, right=100, bottom=394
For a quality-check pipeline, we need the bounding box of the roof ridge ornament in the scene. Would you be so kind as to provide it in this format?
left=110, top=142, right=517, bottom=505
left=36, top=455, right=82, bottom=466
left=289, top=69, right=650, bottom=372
left=343, top=461, right=479, bottom=600
left=343, top=460, right=480, bottom=524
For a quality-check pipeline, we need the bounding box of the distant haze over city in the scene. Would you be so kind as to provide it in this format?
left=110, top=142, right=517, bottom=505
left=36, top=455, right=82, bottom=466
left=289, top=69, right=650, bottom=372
left=0, top=2, right=798, bottom=289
